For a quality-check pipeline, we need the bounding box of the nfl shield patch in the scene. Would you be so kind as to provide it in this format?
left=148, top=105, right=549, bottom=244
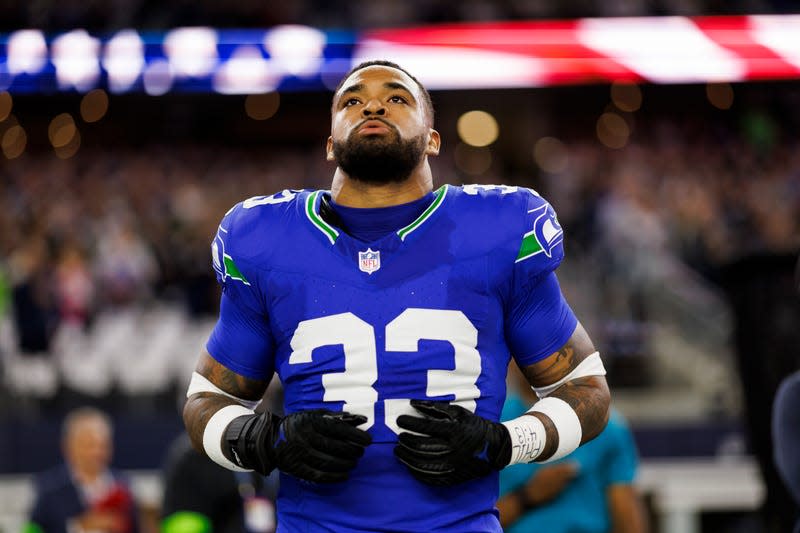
left=358, top=248, right=381, bottom=274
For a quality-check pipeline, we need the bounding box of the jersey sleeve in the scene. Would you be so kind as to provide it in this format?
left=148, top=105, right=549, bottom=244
left=505, top=190, right=577, bottom=366
left=205, top=203, right=276, bottom=380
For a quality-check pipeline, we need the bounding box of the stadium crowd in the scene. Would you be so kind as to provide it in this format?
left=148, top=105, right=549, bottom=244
left=1, top=111, right=797, bottom=365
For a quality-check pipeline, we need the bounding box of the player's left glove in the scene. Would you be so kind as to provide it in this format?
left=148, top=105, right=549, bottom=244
left=393, top=399, right=511, bottom=486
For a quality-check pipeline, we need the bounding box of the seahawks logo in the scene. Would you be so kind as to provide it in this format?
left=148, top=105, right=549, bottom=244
left=516, top=203, right=563, bottom=262
left=212, top=230, right=250, bottom=285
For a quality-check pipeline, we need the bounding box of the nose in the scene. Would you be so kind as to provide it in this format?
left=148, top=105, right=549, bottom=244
left=362, top=99, right=386, bottom=116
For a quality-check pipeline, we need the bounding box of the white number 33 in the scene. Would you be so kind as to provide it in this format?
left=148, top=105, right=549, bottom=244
left=288, top=309, right=482, bottom=433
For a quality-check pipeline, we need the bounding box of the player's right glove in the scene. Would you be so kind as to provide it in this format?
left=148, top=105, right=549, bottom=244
left=224, top=409, right=372, bottom=483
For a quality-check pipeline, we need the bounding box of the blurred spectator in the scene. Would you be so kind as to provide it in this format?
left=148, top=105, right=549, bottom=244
left=160, top=434, right=278, bottom=533
left=54, top=244, right=94, bottom=327
left=497, top=365, right=649, bottom=533
left=773, top=369, right=800, bottom=533
left=7, top=239, right=55, bottom=354
left=24, top=407, right=139, bottom=533
left=160, top=381, right=282, bottom=533
left=721, top=251, right=800, bottom=533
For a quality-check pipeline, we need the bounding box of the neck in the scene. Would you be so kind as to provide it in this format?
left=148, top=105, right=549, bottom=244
left=72, top=467, right=103, bottom=486
left=330, top=160, right=434, bottom=208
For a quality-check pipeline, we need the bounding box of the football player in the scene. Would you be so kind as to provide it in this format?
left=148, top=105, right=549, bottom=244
left=183, top=60, right=610, bottom=531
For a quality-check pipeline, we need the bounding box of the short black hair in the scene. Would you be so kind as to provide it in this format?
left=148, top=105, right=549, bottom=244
left=331, top=60, right=435, bottom=125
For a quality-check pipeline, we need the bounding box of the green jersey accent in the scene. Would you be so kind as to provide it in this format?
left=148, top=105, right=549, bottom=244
left=515, top=202, right=563, bottom=263
left=516, top=231, right=544, bottom=261
left=397, top=185, right=448, bottom=241
left=223, top=254, right=250, bottom=285
left=306, top=190, right=339, bottom=244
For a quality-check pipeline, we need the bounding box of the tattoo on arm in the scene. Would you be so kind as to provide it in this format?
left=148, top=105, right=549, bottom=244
left=183, top=351, right=270, bottom=455
left=519, top=322, right=611, bottom=459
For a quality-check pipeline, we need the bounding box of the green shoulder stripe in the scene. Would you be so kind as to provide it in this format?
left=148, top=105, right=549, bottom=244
left=397, top=185, right=448, bottom=241
left=305, top=190, right=339, bottom=244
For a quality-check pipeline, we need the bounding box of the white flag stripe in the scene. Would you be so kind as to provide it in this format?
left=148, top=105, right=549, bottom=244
left=353, top=41, right=547, bottom=89
left=576, top=16, right=746, bottom=83
left=749, top=15, right=800, bottom=71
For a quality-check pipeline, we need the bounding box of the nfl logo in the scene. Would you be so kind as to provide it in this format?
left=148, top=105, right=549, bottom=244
left=358, top=248, right=381, bottom=274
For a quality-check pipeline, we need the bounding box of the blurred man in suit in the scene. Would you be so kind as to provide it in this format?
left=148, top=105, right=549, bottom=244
left=25, top=407, right=139, bottom=533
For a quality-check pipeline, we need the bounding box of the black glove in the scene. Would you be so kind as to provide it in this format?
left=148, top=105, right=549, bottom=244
left=225, top=409, right=372, bottom=483
left=394, top=399, right=511, bottom=486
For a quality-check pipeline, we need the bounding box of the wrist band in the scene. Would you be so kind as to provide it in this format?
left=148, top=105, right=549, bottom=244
left=203, top=404, right=255, bottom=471
left=502, top=414, right=547, bottom=465
left=531, top=397, right=582, bottom=462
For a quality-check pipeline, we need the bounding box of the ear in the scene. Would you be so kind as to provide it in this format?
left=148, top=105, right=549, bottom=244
left=426, top=129, right=441, bottom=156
left=326, top=136, right=334, bottom=161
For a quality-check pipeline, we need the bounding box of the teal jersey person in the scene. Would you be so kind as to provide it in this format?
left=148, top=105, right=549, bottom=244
left=499, top=393, right=647, bottom=533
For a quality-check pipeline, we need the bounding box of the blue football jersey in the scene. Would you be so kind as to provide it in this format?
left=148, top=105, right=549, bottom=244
left=207, top=184, right=577, bottom=532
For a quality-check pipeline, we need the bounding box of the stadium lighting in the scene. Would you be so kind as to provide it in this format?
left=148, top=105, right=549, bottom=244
left=213, top=45, right=276, bottom=95
left=52, top=30, right=101, bottom=91
left=103, top=30, right=145, bottom=93
left=264, top=25, right=326, bottom=78
left=165, top=27, right=219, bottom=78
left=7, top=29, right=47, bottom=76
left=142, top=59, right=173, bottom=96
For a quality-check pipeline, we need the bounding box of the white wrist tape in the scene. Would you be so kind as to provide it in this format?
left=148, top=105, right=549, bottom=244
left=187, top=372, right=262, bottom=410
left=202, top=404, right=255, bottom=472
left=532, top=351, right=606, bottom=398
left=502, top=414, right=547, bottom=465
left=531, top=397, right=582, bottom=462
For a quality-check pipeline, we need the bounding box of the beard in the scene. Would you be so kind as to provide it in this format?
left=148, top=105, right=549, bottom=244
left=332, top=125, right=427, bottom=184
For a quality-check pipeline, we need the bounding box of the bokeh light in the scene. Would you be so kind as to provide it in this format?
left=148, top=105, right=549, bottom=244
left=0, top=92, right=11, bottom=121
left=454, top=143, right=492, bottom=175
left=213, top=46, right=276, bottom=94
left=610, top=82, right=642, bottom=112
left=165, top=27, right=218, bottom=78
left=143, top=59, right=173, bottom=96
left=533, top=137, right=569, bottom=173
left=596, top=112, right=630, bottom=149
left=245, top=92, right=280, bottom=120
left=264, top=25, right=326, bottom=78
left=51, top=30, right=101, bottom=91
left=707, top=83, right=734, bottom=110
left=80, top=89, right=109, bottom=123
left=2, top=124, right=26, bottom=159
left=103, top=30, right=145, bottom=93
left=457, top=110, right=499, bottom=147
left=49, top=113, right=77, bottom=148
left=54, top=129, right=81, bottom=159
left=7, top=30, right=47, bottom=75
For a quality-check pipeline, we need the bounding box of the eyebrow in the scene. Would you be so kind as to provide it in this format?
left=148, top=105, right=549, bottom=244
left=338, top=81, right=417, bottom=103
